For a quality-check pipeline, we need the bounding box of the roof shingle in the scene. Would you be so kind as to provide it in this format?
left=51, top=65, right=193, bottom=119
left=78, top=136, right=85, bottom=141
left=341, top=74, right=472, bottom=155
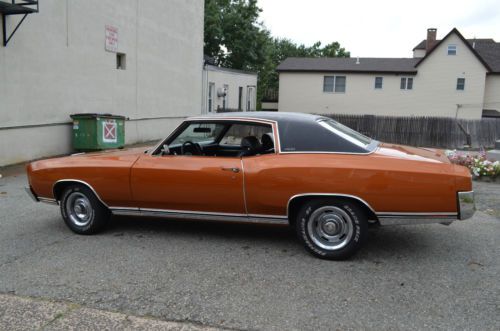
left=277, top=57, right=419, bottom=74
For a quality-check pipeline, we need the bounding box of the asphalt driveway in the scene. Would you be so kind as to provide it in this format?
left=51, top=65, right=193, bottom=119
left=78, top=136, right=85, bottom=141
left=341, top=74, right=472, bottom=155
left=0, top=168, right=499, bottom=330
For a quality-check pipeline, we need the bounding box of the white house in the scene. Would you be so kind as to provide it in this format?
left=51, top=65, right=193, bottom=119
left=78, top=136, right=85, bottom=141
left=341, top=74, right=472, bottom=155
left=202, top=57, right=257, bottom=114
left=277, top=28, right=500, bottom=119
left=0, top=0, right=204, bottom=166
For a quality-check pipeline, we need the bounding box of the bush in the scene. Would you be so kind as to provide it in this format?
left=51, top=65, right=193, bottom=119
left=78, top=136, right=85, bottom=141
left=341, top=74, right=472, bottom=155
left=446, top=150, right=500, bottom=178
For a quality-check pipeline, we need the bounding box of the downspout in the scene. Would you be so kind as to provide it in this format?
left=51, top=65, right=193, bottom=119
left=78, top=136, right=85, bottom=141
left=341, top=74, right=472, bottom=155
left=455, top=104, right=472, bottom=147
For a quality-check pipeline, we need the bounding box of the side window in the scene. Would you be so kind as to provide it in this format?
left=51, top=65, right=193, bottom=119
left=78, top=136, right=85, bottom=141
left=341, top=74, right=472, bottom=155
left=220, top=124, right=273, bottom=147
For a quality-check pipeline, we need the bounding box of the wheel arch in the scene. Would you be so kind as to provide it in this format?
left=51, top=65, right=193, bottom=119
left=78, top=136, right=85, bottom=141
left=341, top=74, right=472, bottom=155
left=52, top=179, right=108, bottom=207
left=287, top=193, right=378, bottom=226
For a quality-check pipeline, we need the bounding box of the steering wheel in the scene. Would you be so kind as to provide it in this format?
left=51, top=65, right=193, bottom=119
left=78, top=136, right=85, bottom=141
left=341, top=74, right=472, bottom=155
left=181, top=141, right=203, bottom=155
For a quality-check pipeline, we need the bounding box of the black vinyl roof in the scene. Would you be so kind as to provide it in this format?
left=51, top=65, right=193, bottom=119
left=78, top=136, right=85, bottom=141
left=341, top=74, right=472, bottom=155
left=189, top=112, right=377, bottom=154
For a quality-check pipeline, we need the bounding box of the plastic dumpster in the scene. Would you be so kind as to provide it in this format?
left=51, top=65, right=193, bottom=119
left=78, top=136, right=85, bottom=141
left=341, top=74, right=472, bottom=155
left=70, top=113, right=126, bottom=151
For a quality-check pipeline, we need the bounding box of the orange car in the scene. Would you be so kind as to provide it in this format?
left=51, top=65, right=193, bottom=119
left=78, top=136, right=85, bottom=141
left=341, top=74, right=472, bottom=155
left=26, top=112, right=475, bottom=259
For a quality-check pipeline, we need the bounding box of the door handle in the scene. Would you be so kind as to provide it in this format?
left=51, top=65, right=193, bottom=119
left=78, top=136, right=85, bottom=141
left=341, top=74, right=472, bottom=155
left=221, top=167, right=240, bottom=173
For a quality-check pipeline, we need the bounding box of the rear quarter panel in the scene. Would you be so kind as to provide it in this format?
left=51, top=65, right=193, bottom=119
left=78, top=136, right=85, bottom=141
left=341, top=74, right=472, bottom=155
left=243, top=153, right=460, bottom=216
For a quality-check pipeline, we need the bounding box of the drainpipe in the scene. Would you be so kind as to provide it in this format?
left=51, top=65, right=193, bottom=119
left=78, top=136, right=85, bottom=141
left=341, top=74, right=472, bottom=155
left=455, top=104, right=472, bottom=148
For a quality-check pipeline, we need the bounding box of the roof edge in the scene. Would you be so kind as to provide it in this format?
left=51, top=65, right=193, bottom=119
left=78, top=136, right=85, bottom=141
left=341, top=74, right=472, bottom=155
left=277, top=69, right=418, bottom=75
left=414, top=28, right=492, bottom=72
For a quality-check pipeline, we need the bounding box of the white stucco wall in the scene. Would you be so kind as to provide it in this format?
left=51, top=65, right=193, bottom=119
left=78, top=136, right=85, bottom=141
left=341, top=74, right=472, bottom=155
left=202, top=65, right=257, bottom=113
left=279, top=33, right=488, bottom=119
left=484, top=75, right=500, bottom=111
left=0, top=0, right=204, bottom=166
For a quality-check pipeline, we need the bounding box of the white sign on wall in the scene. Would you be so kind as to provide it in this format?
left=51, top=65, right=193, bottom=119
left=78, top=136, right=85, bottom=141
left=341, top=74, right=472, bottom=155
left=105, top=25, right=118, bottom=53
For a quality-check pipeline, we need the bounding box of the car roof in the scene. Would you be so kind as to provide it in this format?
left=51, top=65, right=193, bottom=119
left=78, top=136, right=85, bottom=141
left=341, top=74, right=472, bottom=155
left=187, top=111, right=325, bottom=126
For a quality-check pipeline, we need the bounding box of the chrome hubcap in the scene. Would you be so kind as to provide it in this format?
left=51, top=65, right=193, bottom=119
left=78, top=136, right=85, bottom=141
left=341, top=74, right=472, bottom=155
left=307, top=206, right=354, bottom=250
left=66, top=192, right=93, bottom=227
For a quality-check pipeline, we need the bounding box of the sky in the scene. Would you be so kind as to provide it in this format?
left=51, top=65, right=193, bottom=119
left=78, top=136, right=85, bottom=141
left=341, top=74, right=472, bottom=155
left=257, top=0, right=500, bottom=58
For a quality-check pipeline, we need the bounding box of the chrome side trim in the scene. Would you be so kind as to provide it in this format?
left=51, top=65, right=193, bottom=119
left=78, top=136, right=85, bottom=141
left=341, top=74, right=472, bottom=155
left=25, top=187, right=39, bottom=202
left=287, top=193, right=377, bottom=217
left=38, top=197, right=58, bottom=205
left=52, top=179, right=109, bottom=207
left=458, top=191, right=475, bottom=220
left=377, top=212, right=457, bottom=217
left=378, top=215, right=457, bottom=226
left=110, top=207, right=288, bottom=225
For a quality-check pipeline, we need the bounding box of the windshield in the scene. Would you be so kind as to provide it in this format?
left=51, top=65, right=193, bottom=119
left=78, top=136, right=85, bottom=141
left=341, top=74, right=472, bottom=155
left=170, top=123, right=226, bottom=146
left=317, top=119, right=372, bottom=148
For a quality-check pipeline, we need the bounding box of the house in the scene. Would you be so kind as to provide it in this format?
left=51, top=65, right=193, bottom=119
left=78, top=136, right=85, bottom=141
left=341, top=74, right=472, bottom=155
left=277, top=28, right=500, bottom=119
left=202, top=56, right=257, bottom=113
left=0, top=0, right=204, bottom=166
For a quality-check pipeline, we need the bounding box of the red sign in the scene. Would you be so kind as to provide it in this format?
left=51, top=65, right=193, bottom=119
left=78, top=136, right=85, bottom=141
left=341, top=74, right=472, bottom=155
left=105, top=25, right=118, bottom=52
left=103, top=120, right=117, bottom=143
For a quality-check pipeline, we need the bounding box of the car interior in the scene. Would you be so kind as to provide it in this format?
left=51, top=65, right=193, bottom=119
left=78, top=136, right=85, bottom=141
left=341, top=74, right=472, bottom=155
left=157, top=122, right=275, bottom=157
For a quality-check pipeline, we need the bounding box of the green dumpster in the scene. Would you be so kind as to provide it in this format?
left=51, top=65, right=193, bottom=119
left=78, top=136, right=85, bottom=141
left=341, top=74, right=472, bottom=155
left=70, top=113, right=126, bottom=151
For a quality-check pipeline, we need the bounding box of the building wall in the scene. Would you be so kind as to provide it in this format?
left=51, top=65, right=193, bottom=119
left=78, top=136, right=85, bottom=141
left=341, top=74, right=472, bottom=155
left=279, top=34, right=488, bottom=119
left=0, top=0, right=204, bottom=166
left=202, top=66, right=257, bottom=113
left=484, top=75, right=500, bottom=111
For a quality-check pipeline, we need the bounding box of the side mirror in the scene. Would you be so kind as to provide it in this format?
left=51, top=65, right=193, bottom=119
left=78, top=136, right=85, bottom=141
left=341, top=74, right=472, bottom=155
left=161, top=144, right=170, bottom=156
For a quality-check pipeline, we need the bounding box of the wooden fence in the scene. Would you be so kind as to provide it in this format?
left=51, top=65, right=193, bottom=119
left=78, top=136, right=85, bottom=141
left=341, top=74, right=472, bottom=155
left=320, top=114, right=500, bottom=149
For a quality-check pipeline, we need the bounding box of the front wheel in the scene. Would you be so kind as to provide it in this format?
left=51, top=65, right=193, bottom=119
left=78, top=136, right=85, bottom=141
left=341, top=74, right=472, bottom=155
left=60, top=185, right=110, bottom=235
left=296, top=199, right=368, bottom=260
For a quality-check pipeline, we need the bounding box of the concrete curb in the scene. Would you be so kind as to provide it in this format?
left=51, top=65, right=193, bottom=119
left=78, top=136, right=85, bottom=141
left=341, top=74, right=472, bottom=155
left=0, top=294, right=225, bottom=331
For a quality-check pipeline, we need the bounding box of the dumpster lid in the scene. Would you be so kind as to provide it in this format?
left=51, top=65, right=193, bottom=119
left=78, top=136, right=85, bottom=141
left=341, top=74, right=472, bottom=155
left=70, top=113, right=127, bottom=120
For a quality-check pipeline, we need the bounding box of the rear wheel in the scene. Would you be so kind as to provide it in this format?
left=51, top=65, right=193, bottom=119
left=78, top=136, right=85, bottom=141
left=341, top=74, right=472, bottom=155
left=60, top=185, right=110, bottom=234
left=296, top=199, right=368, bottom=260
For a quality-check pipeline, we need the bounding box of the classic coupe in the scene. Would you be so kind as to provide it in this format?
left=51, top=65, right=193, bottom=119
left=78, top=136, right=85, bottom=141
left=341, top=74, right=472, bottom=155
left=26, top=112, right=475, bottom=260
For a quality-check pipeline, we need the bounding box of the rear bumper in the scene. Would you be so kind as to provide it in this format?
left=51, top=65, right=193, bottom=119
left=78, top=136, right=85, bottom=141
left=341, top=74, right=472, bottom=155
left=458, top=191, right=475, bottom=220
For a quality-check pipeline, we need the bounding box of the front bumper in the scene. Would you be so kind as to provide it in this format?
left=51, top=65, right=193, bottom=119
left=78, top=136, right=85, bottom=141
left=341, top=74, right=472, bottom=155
left=25, top=186, right=39, bottom=202
left=25, top=186, right=58, bottom=205
left=458, top=191, right=475, bottom=220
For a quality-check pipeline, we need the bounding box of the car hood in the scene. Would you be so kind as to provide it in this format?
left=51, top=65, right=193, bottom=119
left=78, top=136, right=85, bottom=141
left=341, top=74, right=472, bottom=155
left=70, top=146, right=152, bottom=160
left=374, top=143, right=450, bottom=164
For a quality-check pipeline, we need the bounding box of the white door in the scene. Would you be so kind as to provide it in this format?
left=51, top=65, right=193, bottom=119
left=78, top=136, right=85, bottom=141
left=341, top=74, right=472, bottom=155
left=246, top=86, right=256, bottom=111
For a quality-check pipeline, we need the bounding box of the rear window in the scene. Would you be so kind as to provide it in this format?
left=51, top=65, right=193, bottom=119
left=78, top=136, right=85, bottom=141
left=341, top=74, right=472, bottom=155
left=278, top=117, right=377, bottom=153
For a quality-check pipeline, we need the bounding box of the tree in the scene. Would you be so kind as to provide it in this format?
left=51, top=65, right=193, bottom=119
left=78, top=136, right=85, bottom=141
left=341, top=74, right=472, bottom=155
left=204, top=0, right=350, bottom=109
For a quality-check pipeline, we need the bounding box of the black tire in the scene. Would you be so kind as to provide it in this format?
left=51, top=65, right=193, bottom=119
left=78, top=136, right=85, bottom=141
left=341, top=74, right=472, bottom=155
left=295, top=198, right=368, bottom=260
left=60, top=185, right=110, bottom=235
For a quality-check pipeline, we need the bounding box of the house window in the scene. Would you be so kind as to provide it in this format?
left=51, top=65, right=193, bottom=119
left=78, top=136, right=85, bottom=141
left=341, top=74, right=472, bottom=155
left=116, top=53, right=126, bottom=70
left=456, top=78, right=465, bottom=91
left=447, top=45, right=457, bottom=55
left=374, top=77, right=383, bottom=89
left=400, top=77, right=413, bottom=90
left=323, top=75, right=346, bottom=93
left=222, top=84, right=229, bottom=110
left=208, top=82, right=215, bottom=113
left=238, top=86, right=243, bottom=111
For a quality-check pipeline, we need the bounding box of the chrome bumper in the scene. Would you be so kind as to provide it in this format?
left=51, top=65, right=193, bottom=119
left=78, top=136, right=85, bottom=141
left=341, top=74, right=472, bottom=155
left=25, top=186, right=58, bottom=205
left=25, top=186, right=39, bottom=202
left=458, top=191, right=475, bottom=220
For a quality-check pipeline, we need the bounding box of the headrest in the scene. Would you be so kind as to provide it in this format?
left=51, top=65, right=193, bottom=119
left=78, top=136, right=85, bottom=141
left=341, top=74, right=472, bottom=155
left=261, top=133, right=274, bottom=151
left=241, top=136, right=261, bottom=152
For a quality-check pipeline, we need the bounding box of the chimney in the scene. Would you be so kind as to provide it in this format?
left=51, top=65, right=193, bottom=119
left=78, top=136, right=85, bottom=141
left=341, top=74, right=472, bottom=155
left=426, top=28, right=437, bottom=52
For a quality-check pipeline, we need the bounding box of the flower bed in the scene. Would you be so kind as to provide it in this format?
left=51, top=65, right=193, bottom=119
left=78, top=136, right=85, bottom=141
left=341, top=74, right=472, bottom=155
left=446, top=150, right=500, bottom=180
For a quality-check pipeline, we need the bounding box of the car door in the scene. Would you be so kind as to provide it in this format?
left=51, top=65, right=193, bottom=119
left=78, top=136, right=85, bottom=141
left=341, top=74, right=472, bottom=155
left=130, top=154, right=245, bottom=214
